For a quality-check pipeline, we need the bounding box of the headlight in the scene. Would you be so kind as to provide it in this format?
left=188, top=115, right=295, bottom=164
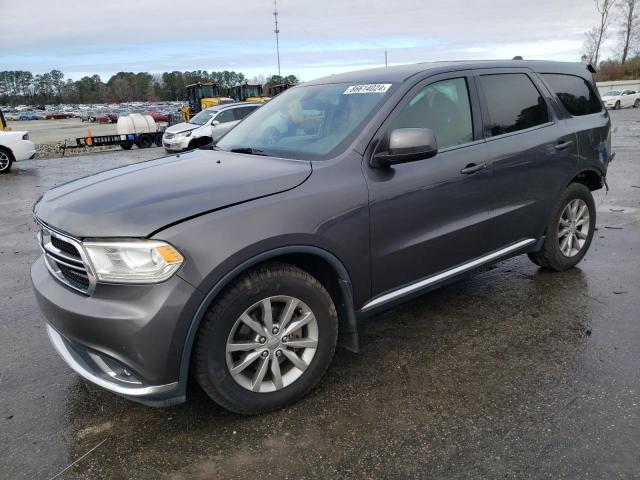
left=176, top=131, right=192, bottom=138
left=82, top=240, right=184, bottom=284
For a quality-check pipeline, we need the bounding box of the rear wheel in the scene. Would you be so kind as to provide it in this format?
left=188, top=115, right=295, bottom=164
left=120, top=142, right=134, bottom=150
left=528, top=183, right=596, bottom=271
left=0, top=148, right=14, bottom=174
left=193, top=264, right=338, bottom=414
left=154, top=133, right=163, bottom=146
left=634, top=99, right=639, bottom=108
left=136, top=134, right=153, bottom=148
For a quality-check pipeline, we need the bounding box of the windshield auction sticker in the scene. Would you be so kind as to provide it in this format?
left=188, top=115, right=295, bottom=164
left=343, top=84, right=392, bottom=94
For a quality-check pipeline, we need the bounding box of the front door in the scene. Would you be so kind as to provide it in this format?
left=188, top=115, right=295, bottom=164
left=364, top=73, right=492, bottom=299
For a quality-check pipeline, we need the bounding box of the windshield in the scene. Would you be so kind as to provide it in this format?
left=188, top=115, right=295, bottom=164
left=216, top=82, right=393, bottom=160
left=603, top=90, right=621, bottom=96
left=189, top=109, right=216, bottom=125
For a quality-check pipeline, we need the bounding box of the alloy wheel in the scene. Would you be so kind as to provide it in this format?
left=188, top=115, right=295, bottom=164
left=225, top=295, right=319, bottom=393
left=558, top=198, right=590, bottom=257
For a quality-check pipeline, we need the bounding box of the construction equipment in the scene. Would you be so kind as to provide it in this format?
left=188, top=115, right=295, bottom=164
left=181, top=83, right=234, bottom=121
left=0, top=109, right=10, bottom=131
left=268, top=83, right=292, bottom=97
left=229, top=83, right=271, bottom=103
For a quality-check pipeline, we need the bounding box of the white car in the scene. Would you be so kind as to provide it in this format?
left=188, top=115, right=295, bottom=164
left=601, top=89, right=640, bottom=109
left=0, top=130, right=36, bottom=173
left=162, top=103, right=261, bottom=152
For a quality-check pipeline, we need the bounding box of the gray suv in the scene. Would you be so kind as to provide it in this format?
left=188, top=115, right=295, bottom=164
left=32, top=60, right=612, bottom=414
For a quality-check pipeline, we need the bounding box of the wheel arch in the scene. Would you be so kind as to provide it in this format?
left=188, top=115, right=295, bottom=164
left=569, top=168, right=604, bottom=191
left=177, top=245, right=358, bottom=394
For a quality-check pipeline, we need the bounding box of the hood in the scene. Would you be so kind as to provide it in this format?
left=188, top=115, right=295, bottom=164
left=601, top=95, right=619, bottom=101
left=164, top=122, right=198, bottom=134
left=34, top=150, right=312, bottom=237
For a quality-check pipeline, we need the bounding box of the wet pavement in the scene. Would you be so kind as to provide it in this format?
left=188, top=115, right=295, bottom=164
left=1, top=110, right=639, bottom=479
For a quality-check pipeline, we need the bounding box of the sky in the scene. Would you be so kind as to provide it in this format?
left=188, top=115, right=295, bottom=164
left=0, top=0, right=620, bottom=82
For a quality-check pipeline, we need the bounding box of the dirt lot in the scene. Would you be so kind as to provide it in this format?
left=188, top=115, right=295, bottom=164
left=7, top=118, right=118, bottom=144
left=1, top=109, right=639, bottom=479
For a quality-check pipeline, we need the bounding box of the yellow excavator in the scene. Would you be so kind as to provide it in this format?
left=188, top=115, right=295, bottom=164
left=228, top=83, right=271, bottom=103
left=0, top=109, right=10, bottom=131
left=181, top=83, right=234, bottom=121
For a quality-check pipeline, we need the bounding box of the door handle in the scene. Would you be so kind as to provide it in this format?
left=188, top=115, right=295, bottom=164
left=554, top=140, right=574, bottom=150
left=460, top=162, right=487, bottom=175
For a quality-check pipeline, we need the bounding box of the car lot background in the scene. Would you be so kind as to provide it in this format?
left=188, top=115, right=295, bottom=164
left=1, top=110, right=639, bottom=479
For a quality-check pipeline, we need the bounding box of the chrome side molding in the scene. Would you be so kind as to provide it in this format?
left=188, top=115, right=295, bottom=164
left=361, top=238, right=536, bottom=312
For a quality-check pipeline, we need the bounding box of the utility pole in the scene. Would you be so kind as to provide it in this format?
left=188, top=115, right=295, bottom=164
left=274, top=0, right=281, bottom=77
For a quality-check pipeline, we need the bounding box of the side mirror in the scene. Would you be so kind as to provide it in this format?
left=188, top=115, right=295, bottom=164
left=372, top=128, right=438, bottom=168
left=211, top=120, right=220, bottom=126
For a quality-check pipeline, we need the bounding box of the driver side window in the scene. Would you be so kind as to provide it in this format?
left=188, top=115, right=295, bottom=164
left=214, top=110, right=235, bottom=124
left=390, top=77, right=473, bottom=149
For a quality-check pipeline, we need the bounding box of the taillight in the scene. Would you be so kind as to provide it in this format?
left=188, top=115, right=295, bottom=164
left=22, top=133, right=29, bottom=140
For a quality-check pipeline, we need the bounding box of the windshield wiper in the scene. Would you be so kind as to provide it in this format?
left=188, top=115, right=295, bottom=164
left=229, top=147, right=269, bottom=156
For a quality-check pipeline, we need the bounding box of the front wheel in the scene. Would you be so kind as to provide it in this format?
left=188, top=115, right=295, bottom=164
left=193, top=264, right=338, bottom=414
left=615, top=101, right=621, bottom=110
left=528, top=183, right=596, bottom=271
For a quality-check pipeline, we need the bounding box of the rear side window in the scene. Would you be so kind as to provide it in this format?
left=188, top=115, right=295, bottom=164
left=542, top=74, right=602, bottom=116
left=479, top=73, right=549, bottom=137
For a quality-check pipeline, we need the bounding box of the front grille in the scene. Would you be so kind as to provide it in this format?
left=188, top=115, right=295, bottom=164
left=51, top=235, right=81, bottom=259
left=36, top=220, right=93, bottom=294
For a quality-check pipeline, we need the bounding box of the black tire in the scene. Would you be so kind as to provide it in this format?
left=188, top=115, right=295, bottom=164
left=136, top=134, right=153, bottom=149
left=120, top=142, right=134, bottom=150
left=154, top=133, right=163, bottom=146
left=615, top=101, right=621, bottom=110
left=634, top=99, right=639, bottom=108
left=0, top=147, right=14, bottom=174
left=193, top=263, right=338, bottom=415
left=528, top=183, right=596, bottom=271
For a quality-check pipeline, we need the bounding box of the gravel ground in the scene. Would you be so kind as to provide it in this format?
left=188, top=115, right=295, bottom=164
left=0, top=109, right=639, bottom=479
left=7, top=118, right=166, bottom=158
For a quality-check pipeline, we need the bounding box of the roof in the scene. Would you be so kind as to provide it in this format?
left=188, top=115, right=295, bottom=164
left=305, top=60, right=594, bottom=85
left=203, top=102, right=261, bottom=112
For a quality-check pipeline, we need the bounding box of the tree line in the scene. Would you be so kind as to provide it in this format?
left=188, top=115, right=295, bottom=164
left=0, top=70, right=299, bottom=106
left=583, top=0, right=640, bottom=79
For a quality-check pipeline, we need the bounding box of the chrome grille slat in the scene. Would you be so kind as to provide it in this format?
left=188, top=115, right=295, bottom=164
left=35, top=218, right=96, bottom=295
left=43, top=244, right=85, bottom=266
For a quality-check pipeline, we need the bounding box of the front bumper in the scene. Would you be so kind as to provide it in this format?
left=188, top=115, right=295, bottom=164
left=162, top=135, right=189, bottom=152
left=31, top=255, right=205, bottom=406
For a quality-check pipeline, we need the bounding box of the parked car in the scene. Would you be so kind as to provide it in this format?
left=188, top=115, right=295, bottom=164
left=162, top=103, right=261, bottom=152
left=94, top=112, right=111, bottom=124
left=145, top=110, right=170, bottom=122
left=18, top=112, right=41, bottom=121
left=44, top=112, right=73, bottom=120
left=0, top=130, right=35, bottom=173
left=32, top=60, right=611, bottom=414
left=600, top=89, right=640, bottom=109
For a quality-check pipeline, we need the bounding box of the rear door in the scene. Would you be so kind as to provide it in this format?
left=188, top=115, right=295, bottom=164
left=365, top=72, right=492, bottom=298
left=475, top=69, right=579, bottom=250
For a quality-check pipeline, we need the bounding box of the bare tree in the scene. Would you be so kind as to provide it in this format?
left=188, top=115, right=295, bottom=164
left=583, top=0, right=618, bottom=67
left=618, top=0, right=639, bottom=63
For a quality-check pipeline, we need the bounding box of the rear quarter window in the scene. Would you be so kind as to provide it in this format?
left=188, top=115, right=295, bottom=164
left=542, top=73, right=603, bottom=116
